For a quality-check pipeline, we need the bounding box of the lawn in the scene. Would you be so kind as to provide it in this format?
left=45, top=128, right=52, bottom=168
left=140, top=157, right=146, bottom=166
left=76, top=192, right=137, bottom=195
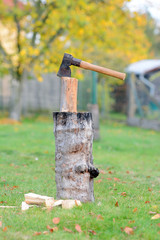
left=0, top=116, right=160, bottom=240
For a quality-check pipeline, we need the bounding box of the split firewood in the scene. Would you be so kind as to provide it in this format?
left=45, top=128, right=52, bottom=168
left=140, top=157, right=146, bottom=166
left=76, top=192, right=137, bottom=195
left=62, top=200, right=82, bottom=209
left=21, top=202, right=34, bottom=211
left=25, top=193, right=54, bottom=206
left=53, top=200, right=63, bottom=207
left=0, top=206, right=16, bottom=208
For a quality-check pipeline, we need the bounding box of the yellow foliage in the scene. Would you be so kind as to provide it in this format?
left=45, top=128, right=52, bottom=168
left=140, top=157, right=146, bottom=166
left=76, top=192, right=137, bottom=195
left=37, top=76, right=43, bottom=82
left=20, top=49, right=26, bottom=57
left=0, top=0, right=154, bottom=82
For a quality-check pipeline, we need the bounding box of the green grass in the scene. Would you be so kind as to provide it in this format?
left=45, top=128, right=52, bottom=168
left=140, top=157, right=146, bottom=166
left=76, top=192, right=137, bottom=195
left=0, top=116, right=160, bottom=240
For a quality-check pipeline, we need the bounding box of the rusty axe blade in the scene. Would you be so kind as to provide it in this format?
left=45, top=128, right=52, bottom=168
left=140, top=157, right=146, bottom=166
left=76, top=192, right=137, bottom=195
left=57, top=53, right=126, bottom=80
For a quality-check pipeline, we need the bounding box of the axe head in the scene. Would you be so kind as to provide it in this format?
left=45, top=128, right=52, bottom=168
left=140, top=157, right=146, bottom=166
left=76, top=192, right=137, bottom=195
left=57, top=53, right=81, bottom=77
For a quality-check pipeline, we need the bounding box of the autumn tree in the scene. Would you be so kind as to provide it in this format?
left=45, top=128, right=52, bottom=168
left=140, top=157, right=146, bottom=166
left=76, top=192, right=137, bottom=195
left=0, top=0, right=151, bottom=120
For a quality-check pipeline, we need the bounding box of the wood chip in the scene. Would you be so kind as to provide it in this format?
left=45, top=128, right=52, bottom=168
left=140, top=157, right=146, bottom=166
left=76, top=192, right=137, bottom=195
left=62, top=200, right=82, bottom=209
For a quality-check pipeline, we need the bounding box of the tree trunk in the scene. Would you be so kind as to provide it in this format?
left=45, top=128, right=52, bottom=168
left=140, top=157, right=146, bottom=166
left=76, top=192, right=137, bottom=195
left=53, top=112, right=99, bottom=202
left=9, top=78, right=23, bottom=121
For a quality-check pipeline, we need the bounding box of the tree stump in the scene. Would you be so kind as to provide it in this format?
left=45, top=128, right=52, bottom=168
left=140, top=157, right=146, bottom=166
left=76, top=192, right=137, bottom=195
left=53, top=112, right=99, bottom=202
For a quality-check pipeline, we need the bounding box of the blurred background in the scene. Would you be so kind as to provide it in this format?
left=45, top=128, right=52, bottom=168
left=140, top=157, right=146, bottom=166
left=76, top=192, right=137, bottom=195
left=0, top=0, right=160, bottom=135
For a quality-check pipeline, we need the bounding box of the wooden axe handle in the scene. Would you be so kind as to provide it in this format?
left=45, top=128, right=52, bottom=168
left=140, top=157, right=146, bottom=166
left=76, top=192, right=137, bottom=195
left=80, top=61, right=126, bottom=80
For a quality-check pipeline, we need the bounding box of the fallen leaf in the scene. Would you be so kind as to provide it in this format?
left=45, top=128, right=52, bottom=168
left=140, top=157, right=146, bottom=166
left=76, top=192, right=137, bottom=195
left=43, top=231, right=49, bottom=235
left=126, top=171, right=130, bottom=174
left=50, top=227, right=58, bottom=232
left=124, top=226, right=134, bottom=235
left=96, top=179, right=102, bottom=183
left=145, top=201, right=150, bottom=204
left=114, top=178, right=120, bottom=182
left=106, top=178, right=112, bottom=181
left=120, top=227, right=124, bottom=232
left=10, top=186, right=19, bottom=190
left=88, top=229, right=96, bottom=235
left=75, top=224, right=82, bottom=233
left=115, top=201, right=119, bottom=207
left=151, top=214, right=160, bottom=220
left=63, top=227, right=72, bottom=233
left=157, top=223, right=160, bottom=227
left=131, top=181, right=136, bottom=184
left=133, top=208, right=137, bottom=213
left=113, top=218, right=115, bottom=223
left=52, top=217, right=60, bottom=224
left=0, top=221, right=2, bottom=228
left=108, top=171, right=113, bottom=174
left=33, top=232, right=41, bottom=236
left=128, top=220, right=135, bottom=224
left=3, top=226, right=7, bottom=232
left=121, top=192, right=127, bottom=197
left=100, top=170, right=106, bottom=174
left=148, top=188, right=152, bottom=192
left=47, top=225, right=51, bottom=230
left=96, top=214, right=104, bottom=220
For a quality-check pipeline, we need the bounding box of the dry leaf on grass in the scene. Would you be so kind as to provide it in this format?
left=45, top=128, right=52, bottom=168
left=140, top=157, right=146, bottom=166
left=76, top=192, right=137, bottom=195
left=124, top=226, right=134, bottom=235
left=128, top=220, right=135, bottom=224
left=145, top=201, right=150, bottom=204
left=63, top=227, right=72, bottom=233
left=88, top=229, right=96, bottom=235
left=47, top=225, right=51, bottom=230
left=33, top=232, right=41, bottom=236
left=114, top=178, right=120, bottom=182
left=96, top=179, right=102, bottom=183
left=0, top=221, right=2, bottom=228
left=50, top=227, right=58, bottom=232
left=151, top=214, right=160, bottom=220
left=157, top=223, right=160, bottom=227
left=133, top=208, right=137, bottom=213
left=75, top=224, right=82, bottom=233
left=3, top=226, right=7, bottom=232
left=115, top=201, right=119, bottom=207
left=121, top=192, right=127, bottom=197
left=52, top=217, right=60, bottom=224
left=100, top=170, right=106, bottom=174
left=43, top=231, right=49, bottom=235
left=96, top=214, right=104, bottom=220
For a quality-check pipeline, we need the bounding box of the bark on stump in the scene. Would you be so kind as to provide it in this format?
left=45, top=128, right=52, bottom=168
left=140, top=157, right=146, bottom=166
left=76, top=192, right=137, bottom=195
left=53, top=112, right=99, bottom=202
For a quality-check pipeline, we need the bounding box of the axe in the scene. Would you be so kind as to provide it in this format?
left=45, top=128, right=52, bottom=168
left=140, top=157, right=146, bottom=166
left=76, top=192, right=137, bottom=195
left=57, top=53, right=126, bottom=112
left=57, top=53, right=126, bottom=80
